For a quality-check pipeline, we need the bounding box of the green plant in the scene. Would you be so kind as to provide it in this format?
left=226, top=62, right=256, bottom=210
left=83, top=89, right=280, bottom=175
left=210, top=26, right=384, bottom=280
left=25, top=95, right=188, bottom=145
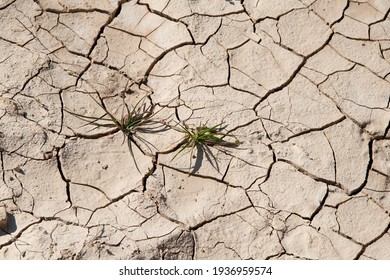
left=171, top=121, right=241, bottom=172
left=65, top=94, right=162, bottom=173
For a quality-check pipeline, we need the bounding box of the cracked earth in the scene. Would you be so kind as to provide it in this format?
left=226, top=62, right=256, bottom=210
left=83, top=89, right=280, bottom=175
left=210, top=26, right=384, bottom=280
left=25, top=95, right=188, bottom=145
left=0, top=0, right=389, bottom=260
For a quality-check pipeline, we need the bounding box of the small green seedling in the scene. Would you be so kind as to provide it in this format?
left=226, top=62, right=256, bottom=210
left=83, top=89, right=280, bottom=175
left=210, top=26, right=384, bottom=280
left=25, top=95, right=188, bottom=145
left=65, top=94, right=162, bottom=173
left=171, top=121, right=241, bottom=172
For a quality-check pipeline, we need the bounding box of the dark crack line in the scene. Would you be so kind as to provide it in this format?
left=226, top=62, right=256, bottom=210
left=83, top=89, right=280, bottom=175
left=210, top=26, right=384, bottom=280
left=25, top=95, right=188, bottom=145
left=251, top=144, right=276, bottom=189
left=137, top=0, right=181, bottom=23
left=383, top=119, right=390, bottom=137
left=180, top=11, right=247, bottom=21
left=87, top=0, right=127, bottom=58
left=328, top=36, right=390, bottom=80
left=84, top=189, right=141, bottom=226
left=55, top=147, right=71, bottom=205
left=217, top=146, right=270, bottom=170
left=0, top=152, right=6, bottom=187
left=254, top=34, right=336, bottom=112
left=57, top=20, right=92, bottom=48
left=309, top=186, right=329, bottom=221
left=323, top=132, right=338, bottom=183
left=199, top=18, right=223, bottom=47
left=69, top=182, right=111, bottom=202
left=277, top=158, right=343, bottom=190
left=158, top=163, right=244, bottom=189
left=41, top=8, right=111, bottom=15
left=316, top=83, right=379, bottom=137
left=9, top=61, right=51, bottom=99
left=138, top=42, right=197, bottom=84
left=369, top=168, right=390, bottom=179
left=225, top=117, right=261, bottom=134
left=71, top=1, right=127, bottom=90
left=368, top=4, right=390, bottom=26
left=67, top=128, right=121, bottom=140
left=142, top=154, right=158, bottom=192
left=0, top=35, right=30, bottom=49
left=0, top=0, right=16, bottom=10
left=276, top=116, right=347, bottom=144
left=12, top=172, right=36, bottom=214
left=57, top=89, right=65, bottom=134
left=302, top=62, right=356, bottom=80
left=190, top=205, right=252, bottom=231
left=188, top=230, right=196, bottom=260
left=221, top=157, right=233, bottom=182
left=324, top=78, right=390, bottom=111
left=154, top=206, right=190, bottom=231
left=255, top=7, right=307, bottom=24
left=0, top=219, right=42, bottom=250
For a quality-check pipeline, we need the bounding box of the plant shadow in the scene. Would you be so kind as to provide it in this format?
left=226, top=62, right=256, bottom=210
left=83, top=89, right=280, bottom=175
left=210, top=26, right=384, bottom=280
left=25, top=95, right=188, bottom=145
left=0, top=213, right=17, bottom=237
left=189, top=144, right=222, bottom=176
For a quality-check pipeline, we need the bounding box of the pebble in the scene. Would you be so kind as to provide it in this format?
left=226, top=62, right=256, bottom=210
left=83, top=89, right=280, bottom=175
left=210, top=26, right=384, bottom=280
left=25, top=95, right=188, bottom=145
left=0, top=206, right=8, bottom=228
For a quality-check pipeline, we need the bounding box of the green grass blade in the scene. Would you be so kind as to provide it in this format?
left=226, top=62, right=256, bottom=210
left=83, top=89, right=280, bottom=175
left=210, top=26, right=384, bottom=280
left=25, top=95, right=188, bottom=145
left=188, top=141, right=196, bottom=172
left=133, top=134, right=157, bottom=155
left=64, top=109, right=113, bottom=123
left=203, top=144, right=220, bottom=172
left=171, top=140, right=191, bottom=162
left=88, top=94, right=123, bottom=129
left=127, top=136, right=141, bottom=174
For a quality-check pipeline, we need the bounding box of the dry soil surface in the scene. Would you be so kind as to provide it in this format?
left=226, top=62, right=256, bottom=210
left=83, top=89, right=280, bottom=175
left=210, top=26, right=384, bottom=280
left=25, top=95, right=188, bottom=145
left=0, top=0, right=389, bottom=260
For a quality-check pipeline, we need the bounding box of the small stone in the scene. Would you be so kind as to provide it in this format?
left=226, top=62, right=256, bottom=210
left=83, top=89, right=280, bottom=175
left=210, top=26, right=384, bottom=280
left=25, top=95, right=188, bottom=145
left=0, top=206, right=8, bottom=228
left=43, top=151, right=53, bottom=160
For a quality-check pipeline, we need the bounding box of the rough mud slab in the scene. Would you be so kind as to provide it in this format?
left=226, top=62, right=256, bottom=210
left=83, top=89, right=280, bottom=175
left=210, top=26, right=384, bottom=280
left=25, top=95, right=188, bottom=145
left=0, top=0, right=389, bottom=260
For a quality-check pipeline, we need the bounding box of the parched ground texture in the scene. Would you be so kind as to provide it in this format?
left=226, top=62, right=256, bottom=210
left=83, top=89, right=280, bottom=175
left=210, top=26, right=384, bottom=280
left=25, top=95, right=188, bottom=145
left=0, top=0, right=389, bottom=260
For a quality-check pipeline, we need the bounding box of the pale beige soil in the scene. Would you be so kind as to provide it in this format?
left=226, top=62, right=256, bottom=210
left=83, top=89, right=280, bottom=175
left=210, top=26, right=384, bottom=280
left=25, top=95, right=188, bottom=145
left=0, top=0, right=389, bottom=259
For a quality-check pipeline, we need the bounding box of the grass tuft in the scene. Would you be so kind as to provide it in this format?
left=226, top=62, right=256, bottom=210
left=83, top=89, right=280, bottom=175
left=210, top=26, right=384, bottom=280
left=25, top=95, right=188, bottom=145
left=65, top=94, right=163, bottom=173
left=170, top=121, right=241, bottom=172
